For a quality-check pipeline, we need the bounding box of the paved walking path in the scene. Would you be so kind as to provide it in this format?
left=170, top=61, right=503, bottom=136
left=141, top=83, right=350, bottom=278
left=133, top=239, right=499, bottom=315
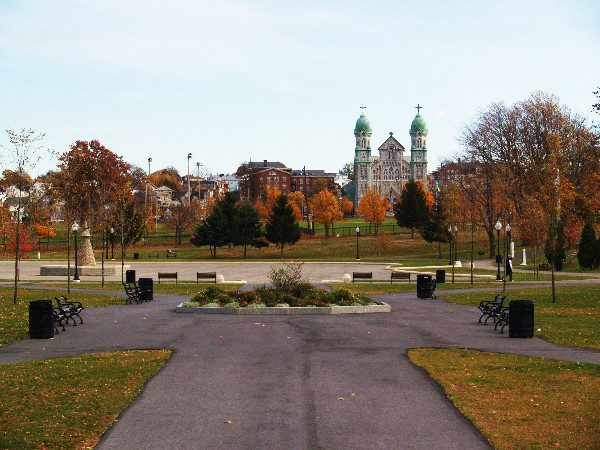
left=1, top=284, right=598, bottom=449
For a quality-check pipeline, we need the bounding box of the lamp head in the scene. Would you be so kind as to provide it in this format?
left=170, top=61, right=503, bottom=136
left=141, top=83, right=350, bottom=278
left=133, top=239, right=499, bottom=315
left=506, top=224, right=511, bottom=232
left=71, top=222, right=79, bottom=232
left=494, top=220, right=502, bottom=231
left=148, top=157, right=152, bottom=163
left=110, top=227, right=114, bottom=233
left=187, top=153, right=192, bottom=159
left=356, top=227, right=360, bottom=233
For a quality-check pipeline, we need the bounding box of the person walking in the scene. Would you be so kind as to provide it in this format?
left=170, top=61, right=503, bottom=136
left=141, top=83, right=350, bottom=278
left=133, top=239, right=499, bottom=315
left=506, top=255, right=514, bottom=282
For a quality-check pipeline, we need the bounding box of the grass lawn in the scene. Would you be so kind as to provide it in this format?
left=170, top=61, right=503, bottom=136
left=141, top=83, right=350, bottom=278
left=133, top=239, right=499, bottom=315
left=325, top=281, right=504, bottom=295
left=409, top=349, right=599, bottom=449
left=0, top=350, right=170, bottom=449
left=0, top=287, right=124, bottom=345
left=439, top=285, right=600, bottom=349
left=31, top=281, right=242, bottom=296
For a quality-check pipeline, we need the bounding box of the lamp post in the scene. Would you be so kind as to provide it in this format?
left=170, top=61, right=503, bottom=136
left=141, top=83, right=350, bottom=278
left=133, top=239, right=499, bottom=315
left=187, top=153, right=192, bottom=206
left=495, top=220, right=502, bottom=281
left=503, top=223, right=511, bottom=292
left=72, top=222, right=80, bottom=282
left=355, top=226, right=360, bottom=261
left=448, top=226, right=453, bottom=265
left=449, top=226, right=458, bottom=283
left=110, top=227, right=115, bottom=260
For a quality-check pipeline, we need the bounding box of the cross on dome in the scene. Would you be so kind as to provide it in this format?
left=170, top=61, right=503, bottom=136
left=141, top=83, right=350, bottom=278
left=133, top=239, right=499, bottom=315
left=415, top=104, right=422, bottom=114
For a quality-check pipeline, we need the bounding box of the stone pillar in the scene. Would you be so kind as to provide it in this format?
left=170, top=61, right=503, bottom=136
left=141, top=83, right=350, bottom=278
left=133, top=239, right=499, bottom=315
left=78, top=222, right=96, bottom=266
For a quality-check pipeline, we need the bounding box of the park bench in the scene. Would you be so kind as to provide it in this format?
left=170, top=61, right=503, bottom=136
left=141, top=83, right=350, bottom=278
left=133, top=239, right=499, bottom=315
left=149, top=252, right=159, bottom=259
left=166, top=250, right=177, bottom=259
left=54, top=296, right=84, bottom=325
left=493, top=306, right=510, bottom=333
left=478, top=295, right=506, bottom=324
left=123, top=282, right=143, bottom=304
left=391, top=272, right=411, bottom=283
left=352, top=272, right=373, bottom=283
left=197, top=272, right=217, bottom=284
left=53, top=308, right=66, bottom=333
left=158, top=272, right=178, bottom=284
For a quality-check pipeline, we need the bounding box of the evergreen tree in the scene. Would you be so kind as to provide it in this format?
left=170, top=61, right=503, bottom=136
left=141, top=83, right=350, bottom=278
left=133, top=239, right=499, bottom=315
left=265, top=194, right=300, bottom=256
left=577, top=222, right=598, bottom=269
left=422, top=193, right=452, bottom=258
left=233, top=201, right=265, bottom=258
left=544, top=218, right=566, bottom=271
left=191, top=206, right=230, bottom=258
left=394, top=179, right=430, bottom=238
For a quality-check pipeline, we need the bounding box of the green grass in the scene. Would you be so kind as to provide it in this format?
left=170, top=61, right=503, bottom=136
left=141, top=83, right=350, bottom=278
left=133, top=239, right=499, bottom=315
left=0, top=350, right=171, bottom=449
left=439, top=285, right=600, bottom=349
left=409, top=349, right=600, bottom=449
left=0, top=286, right=124, bottom=345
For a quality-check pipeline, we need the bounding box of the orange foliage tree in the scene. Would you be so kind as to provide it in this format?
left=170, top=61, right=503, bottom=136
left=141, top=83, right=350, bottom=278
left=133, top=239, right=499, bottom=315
left=309, top=189, right=343, bottom=238
left=287, top=191, right=305, bottom=220
left=254, top=188, right=281, bottom=222
left=358, top=189, right=391, bottom=235
left=340, top=196, right=354, bottom=217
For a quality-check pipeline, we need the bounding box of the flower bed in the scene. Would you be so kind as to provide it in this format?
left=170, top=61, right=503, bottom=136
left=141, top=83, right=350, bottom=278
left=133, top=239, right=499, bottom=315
left=180, top=285, right=380, bottom=309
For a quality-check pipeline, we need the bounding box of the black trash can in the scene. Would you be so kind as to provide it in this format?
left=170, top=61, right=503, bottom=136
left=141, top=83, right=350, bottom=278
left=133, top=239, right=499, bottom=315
left=509, top=300, right=534, bottom=338
left=133, top=252, right=140, bottom=260
left=139, top=278, right=154, bottom=301
left=436, top=269, right=446, bottom=284
left=416, top=274, right=433, bottom=299
left=29, top=300, right=54, bottom=339
left=125, top=269, right=136, bottom=284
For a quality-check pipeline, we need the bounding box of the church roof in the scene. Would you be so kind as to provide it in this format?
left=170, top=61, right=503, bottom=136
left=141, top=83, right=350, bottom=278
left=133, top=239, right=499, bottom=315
left=354, top=113, right=372, bottom=134
left=377, top=133, right=405, bottom=150
left=410, top=114, right=428, bottom=134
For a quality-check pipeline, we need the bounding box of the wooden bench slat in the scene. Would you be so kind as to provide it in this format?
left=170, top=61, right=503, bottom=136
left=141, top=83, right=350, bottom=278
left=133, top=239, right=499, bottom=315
left=158, top=272, right=178, bottom=284
left=196, top=272, right=217, bottom=284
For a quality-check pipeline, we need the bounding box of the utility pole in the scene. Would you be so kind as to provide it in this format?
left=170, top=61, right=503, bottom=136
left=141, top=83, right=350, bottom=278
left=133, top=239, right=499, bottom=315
left=146, top=157, right=152, bottom=236
left=187, top=153, right=192, bottom=206
left=196, top=162, right=201, bottom=211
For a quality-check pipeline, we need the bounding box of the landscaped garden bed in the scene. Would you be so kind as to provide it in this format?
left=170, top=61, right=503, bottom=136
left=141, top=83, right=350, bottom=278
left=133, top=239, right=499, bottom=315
left=176, top=264, right=390, bottom=315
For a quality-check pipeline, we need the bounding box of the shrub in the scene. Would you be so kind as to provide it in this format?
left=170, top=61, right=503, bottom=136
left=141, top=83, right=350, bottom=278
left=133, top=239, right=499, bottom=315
left=247, top=302, right=267, bottom=308
left=223, top=301, right=239, bottom=308
left=268, top=263, right=309, bottom=294
left=203, top=302, right=221, bottom=308
left=275, top=303, right=290, bottom=308
left=577, top=223, right=599, bottom=269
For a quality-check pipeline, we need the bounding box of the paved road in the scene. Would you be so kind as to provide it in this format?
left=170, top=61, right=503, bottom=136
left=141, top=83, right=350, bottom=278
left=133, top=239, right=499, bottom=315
left=1, top=285, right=598, bottom=449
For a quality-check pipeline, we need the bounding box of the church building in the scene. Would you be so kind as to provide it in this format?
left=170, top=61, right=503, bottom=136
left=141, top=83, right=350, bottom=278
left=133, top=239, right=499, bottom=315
left=345, top=106, right=429, bottom=208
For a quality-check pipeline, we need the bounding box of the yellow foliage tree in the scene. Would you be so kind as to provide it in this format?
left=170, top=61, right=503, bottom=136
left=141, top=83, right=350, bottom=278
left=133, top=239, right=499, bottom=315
left=358, top=189, right=390, bottom=235
left=309, top=189, right=343, bottom=237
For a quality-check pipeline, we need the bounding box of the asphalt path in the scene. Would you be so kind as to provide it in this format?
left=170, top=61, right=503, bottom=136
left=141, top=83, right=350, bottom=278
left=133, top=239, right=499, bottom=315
left=1, top=285, right=598, bottom=449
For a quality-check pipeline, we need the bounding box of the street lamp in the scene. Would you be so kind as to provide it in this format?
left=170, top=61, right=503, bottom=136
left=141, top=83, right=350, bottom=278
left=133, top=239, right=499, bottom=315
left=449, top=226, right=458, bottom=283
left=503, top=223, right=512, bottom=292
left=495, top=219, right=502, bottom=281
left=110, top=227, right=115, bottom=260
left=72, top=222, right=80, bottom=282
left=448, top=226, right=453, bottom=265
left=355, top=226, right=360, bottom=261
left=187, top=153, right=192, bottom=206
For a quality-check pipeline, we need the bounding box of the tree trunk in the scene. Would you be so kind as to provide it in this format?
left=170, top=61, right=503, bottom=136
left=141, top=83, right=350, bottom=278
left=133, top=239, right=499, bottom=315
left=487, top=227, right=495, bottom=258
left=79, top=221, right=96, bottom=266
left=438, top=242, right=442, bottom=258
left=101, top=228, right=105, bottom=287
left=410, top=227, right=414, bottom=238
left=325, top=225, right=329, bottom=238
left=280, top=244, right=284, bottom=257
left=244, top=244, right=247, bottom=258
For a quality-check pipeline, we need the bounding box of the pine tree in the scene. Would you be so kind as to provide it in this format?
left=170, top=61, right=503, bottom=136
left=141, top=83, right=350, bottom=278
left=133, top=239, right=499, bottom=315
left=265, top=194, right=300, bottom=256
left=233, top=201, right=264, bottom=258
left=191, top=206, right=230, bottom=258
left=394, top=179, right=430, bottom=238
left=577, top=222, right=598, bottom=269
left=422, top=193, right=452, bottom=257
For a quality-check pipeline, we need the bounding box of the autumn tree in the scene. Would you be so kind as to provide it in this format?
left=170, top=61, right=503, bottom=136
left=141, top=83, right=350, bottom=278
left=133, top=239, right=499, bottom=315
left=394, top=180, right=430, bottom=238
left=340, top=196, right=354, bottom=217
left=111, top=197, right=145, bottom=281
left=254, top=188, right=281, bottom=221
left=287, top=191, right=305, bottom=220
left=358, top=189, right=389, bottom=235
left=0, top=129, right=45, bottom=304
left=50, top=140, right=131, bottom=266
left=310, top=189, right=343, bottom=237
left=265, top=195, right=300, bottom=256
left=165, top=203, right=199, bottom=245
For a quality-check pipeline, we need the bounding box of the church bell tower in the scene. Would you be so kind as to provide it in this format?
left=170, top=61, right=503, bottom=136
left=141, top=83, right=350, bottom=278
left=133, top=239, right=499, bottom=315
left=353, top=106, right=373, bottom=205
left=409, top=104, right=428, bottom=182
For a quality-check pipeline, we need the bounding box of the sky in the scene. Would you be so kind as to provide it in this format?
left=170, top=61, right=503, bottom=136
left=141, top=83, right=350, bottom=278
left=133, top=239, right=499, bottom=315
left=1, top=0, right=599, bottom=177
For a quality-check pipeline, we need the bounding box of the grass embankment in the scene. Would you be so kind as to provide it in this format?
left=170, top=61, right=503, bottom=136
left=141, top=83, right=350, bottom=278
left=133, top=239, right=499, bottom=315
left=6, top=230, right=494, bottom=262
left=439, top=285, right=600, bottom=349
left=325, top=282, right=504, bottom=295
left=409, top=349, right=599, bottom=449
left=0, top=350, right=171, bottom=449
left=0, top=287, right=123, bottom=345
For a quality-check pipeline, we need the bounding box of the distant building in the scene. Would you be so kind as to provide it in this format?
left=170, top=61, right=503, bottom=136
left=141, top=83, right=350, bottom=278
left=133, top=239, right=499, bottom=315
left=430, top=159, right=477, bottom=188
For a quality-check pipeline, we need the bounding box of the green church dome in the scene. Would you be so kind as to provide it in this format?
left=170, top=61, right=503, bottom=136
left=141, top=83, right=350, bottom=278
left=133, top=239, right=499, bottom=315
left=410, top=114, right=428, bottom=134
left=354, top=113, right=372, bottom=134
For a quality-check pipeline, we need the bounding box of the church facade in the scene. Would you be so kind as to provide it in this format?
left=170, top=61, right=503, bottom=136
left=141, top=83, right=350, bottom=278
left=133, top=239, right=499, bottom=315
left=345, top=107, right=429, bottom=208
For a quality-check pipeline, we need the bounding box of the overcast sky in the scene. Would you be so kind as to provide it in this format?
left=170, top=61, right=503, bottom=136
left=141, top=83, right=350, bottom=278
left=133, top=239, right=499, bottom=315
left=1, top=0, right=599, bottom=176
